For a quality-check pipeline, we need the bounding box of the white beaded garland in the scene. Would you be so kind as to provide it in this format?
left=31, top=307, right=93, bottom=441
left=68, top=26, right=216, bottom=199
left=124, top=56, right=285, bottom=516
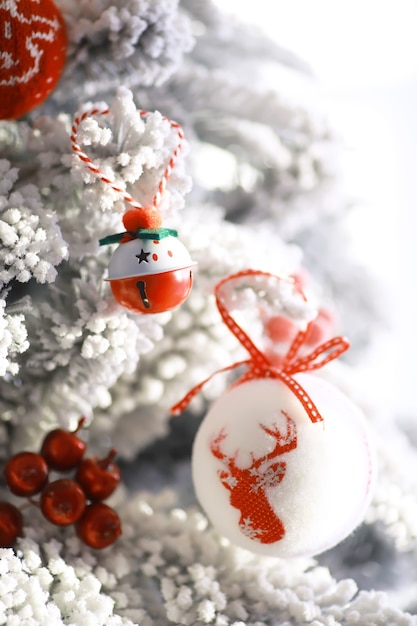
left=192, top=375, right=375, bottom=558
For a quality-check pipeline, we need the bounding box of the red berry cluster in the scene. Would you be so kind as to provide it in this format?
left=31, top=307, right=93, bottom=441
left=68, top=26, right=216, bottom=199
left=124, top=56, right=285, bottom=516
left=0, top=418, right=122, bottom=550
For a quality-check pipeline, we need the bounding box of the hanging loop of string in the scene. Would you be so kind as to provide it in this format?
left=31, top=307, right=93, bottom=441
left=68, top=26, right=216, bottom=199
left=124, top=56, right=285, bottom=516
left=171, top=270, right=350, bottom=423
left=70, top=105, right=184, bottom=212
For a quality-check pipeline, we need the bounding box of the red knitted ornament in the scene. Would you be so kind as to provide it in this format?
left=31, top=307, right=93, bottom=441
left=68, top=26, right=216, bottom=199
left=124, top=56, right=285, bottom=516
left=0, top=0, right=68, bottom=120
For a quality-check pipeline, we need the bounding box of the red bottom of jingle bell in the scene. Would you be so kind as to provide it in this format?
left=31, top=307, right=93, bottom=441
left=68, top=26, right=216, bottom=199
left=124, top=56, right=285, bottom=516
left=110, top=268, right=194, bottom=314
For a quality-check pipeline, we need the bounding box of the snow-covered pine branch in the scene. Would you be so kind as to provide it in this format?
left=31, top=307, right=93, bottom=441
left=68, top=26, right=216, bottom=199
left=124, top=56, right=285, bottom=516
left=0, top=160, right=67, bottom=287
left=50, top=0, right=195, bottom=111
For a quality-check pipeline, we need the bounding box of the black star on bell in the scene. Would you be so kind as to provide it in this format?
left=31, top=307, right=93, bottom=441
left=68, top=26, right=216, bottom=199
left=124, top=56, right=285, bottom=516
left=136, top=249, right=150, bottom=264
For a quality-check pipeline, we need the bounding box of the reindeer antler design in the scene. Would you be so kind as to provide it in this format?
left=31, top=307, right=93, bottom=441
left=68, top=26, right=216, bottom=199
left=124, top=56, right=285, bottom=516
left=210, top=411, right=297, bottom=543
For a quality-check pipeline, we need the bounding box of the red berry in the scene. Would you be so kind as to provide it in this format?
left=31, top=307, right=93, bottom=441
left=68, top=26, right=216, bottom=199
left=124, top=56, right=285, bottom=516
left=40, top=479, right=86, bottom=526
left=76, top=502, right=122, bottom=549
left=4, top=452, right=49, bottom=497
left=75, top=449, right=121, bottom=501
left=41, top=417, right=87, bottom=471
left=0, top=502, right=23, bottom=547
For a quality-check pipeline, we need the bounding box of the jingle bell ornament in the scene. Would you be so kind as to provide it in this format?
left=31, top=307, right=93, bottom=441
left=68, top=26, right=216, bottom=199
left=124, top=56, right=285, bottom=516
left=172, top=270, right=376, bottom=559
left=0, top=0, right=67, bottom=120
left=105, top=228, right=195, bottom=313
left=72, top=104, right=196, bottom=314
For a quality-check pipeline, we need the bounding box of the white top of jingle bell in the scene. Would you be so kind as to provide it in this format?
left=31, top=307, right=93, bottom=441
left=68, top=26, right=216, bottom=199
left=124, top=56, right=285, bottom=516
left=107, top=232, right=196, bottom=280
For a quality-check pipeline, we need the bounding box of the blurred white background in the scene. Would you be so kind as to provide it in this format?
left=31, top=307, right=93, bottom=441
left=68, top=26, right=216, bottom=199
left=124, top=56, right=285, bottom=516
left=215, top=0, right=417, bottom=412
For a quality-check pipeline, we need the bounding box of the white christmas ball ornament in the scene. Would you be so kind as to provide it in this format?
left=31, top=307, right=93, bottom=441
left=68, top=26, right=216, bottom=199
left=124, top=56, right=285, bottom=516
left=192, top=375, right=375, bottom=558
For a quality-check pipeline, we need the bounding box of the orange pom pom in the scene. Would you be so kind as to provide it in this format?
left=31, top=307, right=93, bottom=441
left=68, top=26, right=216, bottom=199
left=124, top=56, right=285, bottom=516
left=0, top=0, right=67, bottom=120
left=122, top=209, right=163, bottom=232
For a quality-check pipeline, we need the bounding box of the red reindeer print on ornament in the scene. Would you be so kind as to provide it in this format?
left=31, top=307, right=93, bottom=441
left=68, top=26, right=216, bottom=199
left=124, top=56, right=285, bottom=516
left=210, top=411, right=297, bottom=543
left=0, top=0, right=68, bottom=119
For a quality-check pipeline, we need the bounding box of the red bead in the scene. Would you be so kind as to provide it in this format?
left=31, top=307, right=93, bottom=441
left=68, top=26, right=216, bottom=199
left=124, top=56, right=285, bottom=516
left=75, top=449, right=121, bottom=501
left=40, top=479, right=86, bottom=526
left=4, top=452, right=49, bottom=497
left=303, top=319, right=326, bottom=347
left=304, top=308, right=336, bottom=347
left=76, top=502, right=122, bottom=549
left=0, top=0, right=68, bottom=119
left=264, top=315, right=296, bottom=343
left=0, top=502, right=23, bottom=547
left=41, top=418, right=87, bottom=471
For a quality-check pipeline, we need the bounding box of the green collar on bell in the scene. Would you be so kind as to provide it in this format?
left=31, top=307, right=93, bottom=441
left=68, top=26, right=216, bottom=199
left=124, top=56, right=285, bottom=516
left=99, top=227, right=178, bottom=246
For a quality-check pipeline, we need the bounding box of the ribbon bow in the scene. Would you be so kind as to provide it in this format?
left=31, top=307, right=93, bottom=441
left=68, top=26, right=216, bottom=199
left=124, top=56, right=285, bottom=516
left=171, top=270, right=350, bottom=423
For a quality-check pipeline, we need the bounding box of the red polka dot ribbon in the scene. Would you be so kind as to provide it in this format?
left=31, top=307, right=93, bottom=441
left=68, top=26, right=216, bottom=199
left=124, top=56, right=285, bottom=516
left=171, top=270, right=350, bottom=423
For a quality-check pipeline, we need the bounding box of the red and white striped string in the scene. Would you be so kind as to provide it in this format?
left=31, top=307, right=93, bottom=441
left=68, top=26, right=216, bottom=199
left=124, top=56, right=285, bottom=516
left=70, top=105, right=184, bottom=211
